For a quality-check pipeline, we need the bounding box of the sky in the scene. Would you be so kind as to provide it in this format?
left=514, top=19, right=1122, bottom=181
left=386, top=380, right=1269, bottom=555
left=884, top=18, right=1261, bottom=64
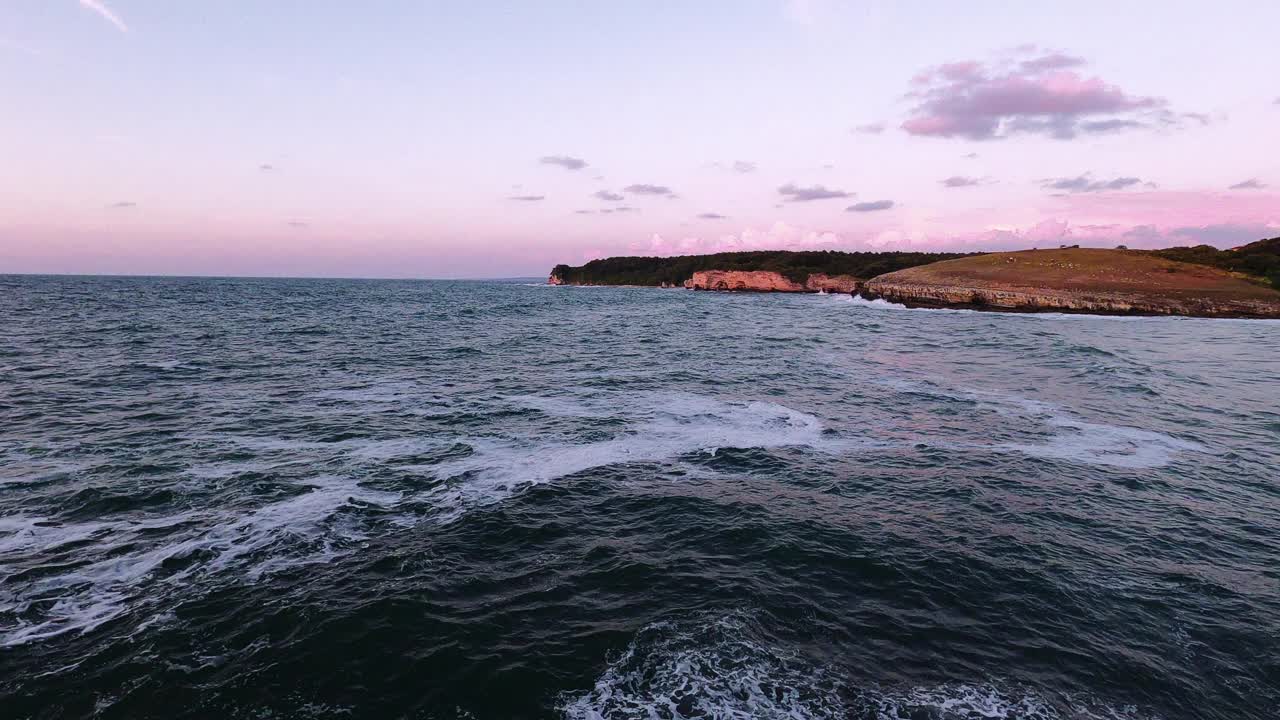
left=1, top=0, right=1278, bottom=278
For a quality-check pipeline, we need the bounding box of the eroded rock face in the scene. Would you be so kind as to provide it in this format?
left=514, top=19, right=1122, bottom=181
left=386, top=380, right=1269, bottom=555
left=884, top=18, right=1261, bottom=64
left=861, top=280, right=1280, bottom=318
left=686, top=270, right=808, bottom=292
left=805, top=273, right=861, bottom=294
left=683, top=270, right=861, bottom=293
left=547, top=274, right=565, bottom=285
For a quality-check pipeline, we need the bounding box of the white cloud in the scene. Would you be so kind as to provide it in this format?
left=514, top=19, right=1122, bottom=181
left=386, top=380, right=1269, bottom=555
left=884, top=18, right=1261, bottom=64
left=79, top=1, right=128, bottom=33
left=638, top=221, right=842, bottom=256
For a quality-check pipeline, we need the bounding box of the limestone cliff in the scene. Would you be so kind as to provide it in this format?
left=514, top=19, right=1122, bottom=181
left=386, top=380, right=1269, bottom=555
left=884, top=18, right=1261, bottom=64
left=683, top=270, right=861, bottom=293
left=804, top=273, right=861, bottom=294
left=685, top=270, right=806, bottom=292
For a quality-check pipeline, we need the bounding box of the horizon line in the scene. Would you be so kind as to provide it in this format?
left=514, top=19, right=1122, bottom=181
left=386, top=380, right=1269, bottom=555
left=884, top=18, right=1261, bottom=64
left=0, top=271, right=546, bottom=282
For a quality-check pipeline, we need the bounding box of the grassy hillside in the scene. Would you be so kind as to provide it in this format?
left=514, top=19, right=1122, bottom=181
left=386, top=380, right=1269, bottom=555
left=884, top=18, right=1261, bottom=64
left=871, top=248, right=1280, bottom=300
left=550, top=250, right=973, bottom=286
left=549, top=238, right=1280, bottom=291
left=1148, top=237, right=1280, bottom=289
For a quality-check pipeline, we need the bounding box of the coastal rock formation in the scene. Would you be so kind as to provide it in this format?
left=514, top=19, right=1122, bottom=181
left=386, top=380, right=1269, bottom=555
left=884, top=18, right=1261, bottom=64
left=547, top=273, right=565, bottom=285
left=545, top=250, right=968, bottom=288
left=685, top=270, right=807, bottom=292
left=805, top=273, right=861, bottom=294
left=863, top=249, right=1280, bottom=318
left=681, top=270, right=862, bottom=293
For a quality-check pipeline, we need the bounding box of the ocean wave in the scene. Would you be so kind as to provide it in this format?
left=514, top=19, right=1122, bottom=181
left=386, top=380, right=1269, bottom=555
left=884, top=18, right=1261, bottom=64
left=561, top=611, right=846, bottom=720
left=562, top=612, right=1160, bottom=720
left=425, top=393, right=828, bottom=522
left=7, top=378, right=1198, bottom=651
left=0, top=475, right=402, bottom=647
left=827, top=294, right=913, bottom=311
left=857, top=683, right=1161, bottom=720
left=996, top=415, right=1204, bottom=470
left=882, top=379, right=1206, bottom=469
left=0, top=393, right=832, bottom=646
left=824, top=292, right=1280, bottom=323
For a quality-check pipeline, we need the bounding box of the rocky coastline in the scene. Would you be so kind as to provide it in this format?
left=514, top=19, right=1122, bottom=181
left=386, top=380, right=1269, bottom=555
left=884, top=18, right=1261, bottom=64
left=547, top=247, right=1280, bottom=319
left=682, top=270, right=861, bottom=294
left=859, top=280, right=1280, bottom=318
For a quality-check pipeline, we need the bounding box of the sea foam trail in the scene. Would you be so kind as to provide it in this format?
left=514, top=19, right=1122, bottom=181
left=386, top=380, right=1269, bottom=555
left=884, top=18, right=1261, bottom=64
left=425, top=393, right=829, bottom=522
left=0, top=385, right=1201, bottom=648
left=0, top=475, right=402, bottom=647
left=562, top=612, right=1160, bottom=720
left=0, top=393, right=835, bottom=646
left=561, top=612, right=847, bottom=720
left=881, top=379, right=1207, bottom=469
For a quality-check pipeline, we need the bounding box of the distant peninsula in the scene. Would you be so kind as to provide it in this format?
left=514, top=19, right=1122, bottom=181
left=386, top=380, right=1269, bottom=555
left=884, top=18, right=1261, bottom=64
left=548, top=239, right=1280, bottom=318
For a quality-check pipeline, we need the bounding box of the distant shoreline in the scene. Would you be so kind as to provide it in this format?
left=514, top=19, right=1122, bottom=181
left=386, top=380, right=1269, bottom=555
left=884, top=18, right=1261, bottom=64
left=548, top=243, right=1280, bottom=319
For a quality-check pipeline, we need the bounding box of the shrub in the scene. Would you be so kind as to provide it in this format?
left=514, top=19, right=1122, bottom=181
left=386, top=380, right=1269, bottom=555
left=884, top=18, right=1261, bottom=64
left=1150, top=238, right=1279, bottom=285
left=549, top=250, right=976, bottom=286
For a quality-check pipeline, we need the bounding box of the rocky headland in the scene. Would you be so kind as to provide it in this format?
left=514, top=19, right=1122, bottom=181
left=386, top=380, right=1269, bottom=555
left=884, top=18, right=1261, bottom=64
left=547, top=241, right=1280, bottom=318
left=862, top=248, right=1280, bottom=318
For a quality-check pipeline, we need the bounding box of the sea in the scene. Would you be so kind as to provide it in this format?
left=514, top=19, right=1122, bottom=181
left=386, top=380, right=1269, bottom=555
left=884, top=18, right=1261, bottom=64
left=2, top=274, right=1278, bottom=719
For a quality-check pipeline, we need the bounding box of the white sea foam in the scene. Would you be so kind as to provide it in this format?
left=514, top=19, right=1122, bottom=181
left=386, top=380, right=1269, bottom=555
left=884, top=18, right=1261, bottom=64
left=561, top=612, right=846, bottom=720
left=563, top=613, right=1158, bottom=720
left=425, top=393, right=827, bottom=522
left=859, top=683, right=1160, bottom=720
left=0, top=475, right=402, bottom=647
left=883, top=379, right=1206, bottom=469
left=997, top=415, right=1205, bottom=469
left=827, top=294, right=912, bottom=311
left=0, top=383, right=1204, bottom=648
left=2, top=393, right=836, bottom=646
left=822, top=290, right=1275, bottom=322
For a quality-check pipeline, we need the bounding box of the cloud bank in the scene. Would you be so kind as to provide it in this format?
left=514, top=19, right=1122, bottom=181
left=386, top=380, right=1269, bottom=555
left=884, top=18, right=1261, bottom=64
left=624, top=184, right=676, bottom=197
left=540, top=155, right=588, bottom=171
left=902, top=52, right=1193, bottom=141
left=847, top=200, right=895, bottom=212
left=778, top=183, right=851, bottom=201
left=1229, top=178, right=1266, bottom=190
left=640, top=221, right=841, bottom=256
left=1042, top=174, right=1144, bottom=193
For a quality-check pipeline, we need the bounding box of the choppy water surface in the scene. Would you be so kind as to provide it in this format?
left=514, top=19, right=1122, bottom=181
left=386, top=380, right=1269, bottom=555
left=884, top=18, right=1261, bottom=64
left=2, top=275, right=1279, bottom=719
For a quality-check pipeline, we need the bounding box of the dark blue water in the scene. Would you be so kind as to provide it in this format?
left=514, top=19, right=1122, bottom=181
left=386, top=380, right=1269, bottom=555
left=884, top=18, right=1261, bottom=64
left=2, top=275, right=1279, bottom=719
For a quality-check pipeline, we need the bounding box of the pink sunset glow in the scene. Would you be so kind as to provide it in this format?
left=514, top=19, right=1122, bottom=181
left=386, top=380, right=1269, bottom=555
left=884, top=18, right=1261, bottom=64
left=0, top=2, right=1277, bottom=277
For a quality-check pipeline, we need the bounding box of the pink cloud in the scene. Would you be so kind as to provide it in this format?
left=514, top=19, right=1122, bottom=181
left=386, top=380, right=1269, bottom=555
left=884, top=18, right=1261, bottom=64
left=902, top=52, right=1183, bottom=140
left=1043, top=190, right=1280, bottom=228
left=1018, top=53, right=1087, bottom=73
left=636, top=222, right=843, bottom=256
left=864, top=219, right=1278, bottom=252
left=622, top=188, right=1278, bottom=261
